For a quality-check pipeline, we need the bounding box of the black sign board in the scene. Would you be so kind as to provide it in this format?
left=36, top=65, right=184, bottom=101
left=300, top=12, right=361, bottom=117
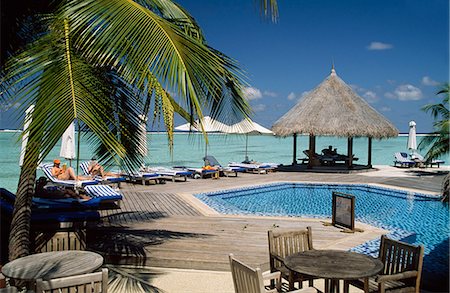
left=332, top=192, right=355, bottom=231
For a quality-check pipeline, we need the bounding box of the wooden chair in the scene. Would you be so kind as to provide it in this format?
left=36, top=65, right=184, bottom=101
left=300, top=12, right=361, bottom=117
left=228, top=254, right=317, bottom=293
left=344, top=235, right=424, bottom=293
left=268, top=227, right=317, bottom=290
left=35, top=268, right=108, bottom=293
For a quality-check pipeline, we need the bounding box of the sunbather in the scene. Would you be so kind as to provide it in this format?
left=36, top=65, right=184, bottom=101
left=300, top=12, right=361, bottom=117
left=51, top=159, right=89, bottom=180
left=35, top=177, right=91, bottom=200
left=87, top=158, right=119, bottom=178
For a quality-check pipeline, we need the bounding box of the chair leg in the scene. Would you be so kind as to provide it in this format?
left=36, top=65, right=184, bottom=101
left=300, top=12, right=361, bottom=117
left=288, top=271, right=295, bottom=290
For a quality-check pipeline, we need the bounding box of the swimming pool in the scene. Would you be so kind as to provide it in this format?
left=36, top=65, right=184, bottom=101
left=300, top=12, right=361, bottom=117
left=195, top=182, right=449, bottom=289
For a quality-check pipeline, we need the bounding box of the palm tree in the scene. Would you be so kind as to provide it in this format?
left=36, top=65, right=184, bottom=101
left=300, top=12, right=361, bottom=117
left=419, top=83, right=449, bottom=202
left=418, top=83, right=449, bottom=160
left=1, top=0, right=262, bottom=260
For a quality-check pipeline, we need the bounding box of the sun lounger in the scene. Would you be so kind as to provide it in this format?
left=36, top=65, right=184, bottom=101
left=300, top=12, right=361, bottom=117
left=40, top=163, right=98, bottom=187
left=302, top=150, right=358, bottom=166
left=393, top=152, right=416, bottom=168
left=203, top=155, right=245, bottom=177
left=144, top=166, right=192, bottom=182
left=83, top=185, right=123, bottom=203
left=173, top=166, right=219, bottom=179
left=1, top=188, right=105, bottom=211
left=123, top=171, right=162, bottom=185
left=228, top=162, right=278, bottom=174
left=0, top=188, right=100, bottom=226
left=413, top=153, right=445, bottom=168
left=79, top=161, right=126, bottom=185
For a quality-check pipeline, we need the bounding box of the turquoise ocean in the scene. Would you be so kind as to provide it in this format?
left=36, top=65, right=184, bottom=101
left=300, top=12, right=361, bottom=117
left=0, top=131, right=447, bottom=193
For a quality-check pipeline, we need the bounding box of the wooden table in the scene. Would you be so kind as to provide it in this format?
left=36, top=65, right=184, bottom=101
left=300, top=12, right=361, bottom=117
left=2, top=251, right=103, bottom=288
left=284, top=250, right=383, bottom=293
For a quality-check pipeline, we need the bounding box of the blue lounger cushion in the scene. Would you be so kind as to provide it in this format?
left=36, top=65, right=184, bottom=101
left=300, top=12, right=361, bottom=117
left=0, top=193, right=99, bottom=223
left=32, top=197, right=103, bottom=210
left=0, top=188, right=102, bottom=210
left=84, top=185, right=123, bottom=201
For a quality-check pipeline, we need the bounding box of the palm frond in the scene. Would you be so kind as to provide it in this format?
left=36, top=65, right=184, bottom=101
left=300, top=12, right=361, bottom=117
left=259, top=0, right=279, bottom=22
left=2, top=17, right=126, bottom=170
left=63, top=0, right=250, bottom=127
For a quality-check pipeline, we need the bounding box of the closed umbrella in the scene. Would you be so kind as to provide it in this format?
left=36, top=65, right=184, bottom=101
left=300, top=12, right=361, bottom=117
left=227, top=120, right=273, bottom=162
left=138, top=115, right=148, bottom=158
left=19, top=105, right=35, bottom=166
left=175, top=116, right=230, bottom=157
left=407, top=121, right=417, bottom=157
left=60, top=122, right=76, bottom=166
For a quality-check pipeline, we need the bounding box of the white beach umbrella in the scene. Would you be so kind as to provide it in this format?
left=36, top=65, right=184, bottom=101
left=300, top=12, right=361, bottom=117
left=60, top=122, right=76, bottom=165
left=19, top=105, right=35, bottom=166
left=227, top=120, right=273, bottom=162
left=138, top=115, right=148, bottom=158
left=175, top=116, right=231, bottom=157
left=407, top=120, right=417, bottom=156
left=174, top=116, right=230, bottom=132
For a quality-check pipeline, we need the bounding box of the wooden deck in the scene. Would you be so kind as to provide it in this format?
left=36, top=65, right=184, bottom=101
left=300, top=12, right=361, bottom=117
left=88, top=167, right=446, bottom=271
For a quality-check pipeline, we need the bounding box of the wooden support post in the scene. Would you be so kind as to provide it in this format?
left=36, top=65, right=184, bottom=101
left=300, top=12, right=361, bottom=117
left=307, top=134, right=316, bottom=169
left=347, top=137, right=353, bottom=169
left=367, top=137, right=372, bottom=168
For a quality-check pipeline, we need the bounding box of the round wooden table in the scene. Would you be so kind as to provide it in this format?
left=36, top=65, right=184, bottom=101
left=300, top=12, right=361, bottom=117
left=2, top=251, right=104, bottom=282
left=284, top=250, right=383, bottom=293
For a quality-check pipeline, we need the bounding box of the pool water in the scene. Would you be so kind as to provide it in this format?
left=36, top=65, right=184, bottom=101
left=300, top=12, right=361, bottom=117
left=195, top=183, right=449, bottom=290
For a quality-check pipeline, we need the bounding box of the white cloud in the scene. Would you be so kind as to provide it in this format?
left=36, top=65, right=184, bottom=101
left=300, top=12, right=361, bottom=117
left=380, top=106, right=391, bottom=112
left=263, top=90, right=278, bottom=97
left=252, top=104, right=266, bottom=112
left=367, top=41, right=393, bottom=50
left=421, top=76, right=439, bottom=86
left=287, top=92, right=296, bottom=100
left=385, top=84, right=423, bottom=101
left=243, top=87, right=262, bottom=100
left=300, top=91, right=311, bottom=98
left=387, top=79, right=396, bottom=85
left=384, top=92, right=396, bottom=99
left=363, top=91, right=378, bottom=103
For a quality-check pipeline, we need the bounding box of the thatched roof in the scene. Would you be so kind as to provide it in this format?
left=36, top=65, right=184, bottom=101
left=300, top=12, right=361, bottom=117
left=272, top=69, right=399, bottom=138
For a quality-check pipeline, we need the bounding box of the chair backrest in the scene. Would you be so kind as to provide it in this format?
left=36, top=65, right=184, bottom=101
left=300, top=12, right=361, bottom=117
left=203, top=155, right=221, bottom=167
left=394, top=152, right=409, bottom=162
left=268, top=227, right=313, bottom=269
left=229, top=254, right=265, bottom=293
left=35, top=268, right=108, bottom=293
left=80, top=161, right=90, bottom=176
left=378, top=235, right=424, bottom=287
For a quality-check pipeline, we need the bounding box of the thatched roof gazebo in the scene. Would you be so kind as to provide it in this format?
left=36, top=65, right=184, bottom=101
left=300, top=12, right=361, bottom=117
left=272, top=67, right=398, bottom=169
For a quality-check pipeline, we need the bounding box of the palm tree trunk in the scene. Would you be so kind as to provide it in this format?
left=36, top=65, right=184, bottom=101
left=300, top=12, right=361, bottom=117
left=8, top=144, right=39, bottom=261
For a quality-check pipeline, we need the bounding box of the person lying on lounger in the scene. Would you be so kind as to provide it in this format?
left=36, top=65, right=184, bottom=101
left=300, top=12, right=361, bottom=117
left=35, top=177, right=91, bottom=200
left=51, top=159, right=89, bottom=180
left=87, top=158, right=119, bottom=178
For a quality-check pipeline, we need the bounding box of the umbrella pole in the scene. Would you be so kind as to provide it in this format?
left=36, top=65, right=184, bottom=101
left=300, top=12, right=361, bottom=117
left=245, top=134, right=249, bottom=162
left=292, top=133, right=297, bottom=165
left=76, top=120, right=81, bottom=178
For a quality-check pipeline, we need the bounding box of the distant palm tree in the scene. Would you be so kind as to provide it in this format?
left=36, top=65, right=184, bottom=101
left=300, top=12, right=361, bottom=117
left=2, top=0, right=256, bottom=260
left=419, top=83, right=449, bottom=202
left=418, top=83, right=449, bottom=160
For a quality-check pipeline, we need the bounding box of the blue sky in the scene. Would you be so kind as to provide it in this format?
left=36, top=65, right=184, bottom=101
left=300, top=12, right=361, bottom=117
left=176, top=0, right=449, bottom=133
left=0, top=0, right=448, bottom=133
